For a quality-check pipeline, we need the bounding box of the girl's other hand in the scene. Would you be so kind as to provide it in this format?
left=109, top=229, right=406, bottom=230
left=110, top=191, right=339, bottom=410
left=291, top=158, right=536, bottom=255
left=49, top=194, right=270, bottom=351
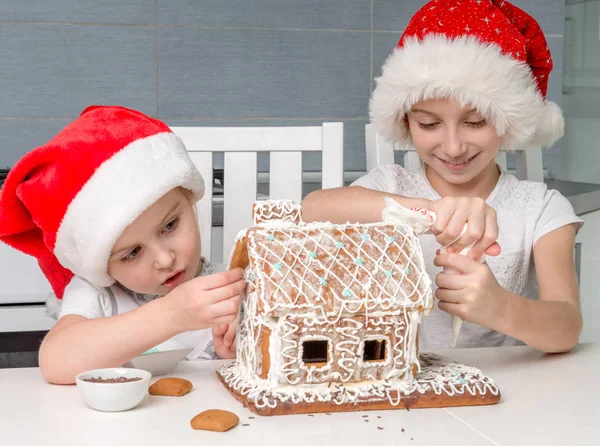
left=212, top=321, right=237, bottom=359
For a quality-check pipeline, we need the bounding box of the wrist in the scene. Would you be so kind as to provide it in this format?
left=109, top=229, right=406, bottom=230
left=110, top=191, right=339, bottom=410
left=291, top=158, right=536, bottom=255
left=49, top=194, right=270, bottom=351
left=151, top=290, right=186, bottom=338
left=495, top=288, right=517, bottom=335
left=394, top=195, right=432, bottom=210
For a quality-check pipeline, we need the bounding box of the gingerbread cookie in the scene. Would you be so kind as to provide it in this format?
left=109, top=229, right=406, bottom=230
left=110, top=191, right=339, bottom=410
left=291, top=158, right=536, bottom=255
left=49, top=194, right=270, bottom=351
left=149, top=377, right=192, bottom=396
left=190, top=409, right=239, bottom=432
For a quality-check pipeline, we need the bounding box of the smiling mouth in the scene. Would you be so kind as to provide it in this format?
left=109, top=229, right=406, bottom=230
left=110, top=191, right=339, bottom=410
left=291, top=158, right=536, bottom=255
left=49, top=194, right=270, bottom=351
left=440, top=153, right=479, bottom=166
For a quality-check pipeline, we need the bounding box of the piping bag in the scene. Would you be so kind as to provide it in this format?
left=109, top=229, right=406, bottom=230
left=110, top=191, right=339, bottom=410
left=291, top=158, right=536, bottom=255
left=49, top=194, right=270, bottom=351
left=382, top=197, right=486, bottom=347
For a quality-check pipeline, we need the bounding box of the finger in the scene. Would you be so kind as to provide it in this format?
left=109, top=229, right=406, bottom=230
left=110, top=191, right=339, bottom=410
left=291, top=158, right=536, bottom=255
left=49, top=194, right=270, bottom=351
left=437, top=300, right=461, bottom=317
left=435, top=271, right=468, bottom=290
left=431, top=203, right=454, bottom=236
left=484, top=241, right=502, bottom=257
left=208, top=294, right=241, bottom=320
left=445, top=242, right=464, bottom=254
left=223, top=323, right=237, bottom=347
left=197, top=268, right=244, bottom=290
left=438, top=207, right=470, bottom=247
left=435, top=287, right=462, bottom=304
left=459, top=208, right=486, bottom=249
left=208, top=279, right=246, bottom=304
left=211, top=324, right=228, bottom=340
left=434, top=253, right=480, bottom=274
left=211, top=312, right=239, bottom=326
left=469, top=211, right=499, bottom=259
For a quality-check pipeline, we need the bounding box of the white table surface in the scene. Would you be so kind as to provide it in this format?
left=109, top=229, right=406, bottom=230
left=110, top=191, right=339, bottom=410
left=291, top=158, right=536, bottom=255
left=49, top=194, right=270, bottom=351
left=1, top=344, right=598, bottom=446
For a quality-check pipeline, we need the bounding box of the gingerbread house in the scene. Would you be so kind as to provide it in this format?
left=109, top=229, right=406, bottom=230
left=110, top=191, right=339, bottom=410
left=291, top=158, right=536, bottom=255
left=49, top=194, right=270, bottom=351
left=218, top=200, right=500, bottom=415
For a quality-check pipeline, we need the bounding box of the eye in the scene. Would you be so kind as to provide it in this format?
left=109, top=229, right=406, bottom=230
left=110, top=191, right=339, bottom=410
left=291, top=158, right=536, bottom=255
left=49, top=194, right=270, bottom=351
left=418, top=122, right=439, bottom=130
left=465, top=119, right=486, bottom=128
left=163, top=217, right=180, bottom=233
left=122, top=246, right=141, bottom=262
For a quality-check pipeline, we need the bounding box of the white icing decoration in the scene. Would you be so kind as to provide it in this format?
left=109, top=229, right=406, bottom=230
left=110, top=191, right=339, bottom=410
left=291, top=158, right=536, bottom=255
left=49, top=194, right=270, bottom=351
left=219, top=353, right=500, bottom=409
left=224, top=200, right=497, bottom=410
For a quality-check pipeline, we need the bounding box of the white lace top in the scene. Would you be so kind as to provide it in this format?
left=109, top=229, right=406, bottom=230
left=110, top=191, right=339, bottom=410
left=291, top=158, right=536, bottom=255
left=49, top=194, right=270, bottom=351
left=352, top=164, right=583, bottom=349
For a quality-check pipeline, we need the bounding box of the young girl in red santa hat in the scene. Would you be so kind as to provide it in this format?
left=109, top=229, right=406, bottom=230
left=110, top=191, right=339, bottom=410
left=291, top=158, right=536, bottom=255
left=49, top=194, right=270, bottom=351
left=302, top=0, right=583, bottom=352
left=0, top=106, right=244, bottom=384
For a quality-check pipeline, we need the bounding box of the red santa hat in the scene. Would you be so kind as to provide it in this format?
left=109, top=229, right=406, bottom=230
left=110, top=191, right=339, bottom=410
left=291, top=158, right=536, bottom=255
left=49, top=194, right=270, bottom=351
left=370, top=0, right=563, bottom=151
left=0, top=106, right=204, bottom=306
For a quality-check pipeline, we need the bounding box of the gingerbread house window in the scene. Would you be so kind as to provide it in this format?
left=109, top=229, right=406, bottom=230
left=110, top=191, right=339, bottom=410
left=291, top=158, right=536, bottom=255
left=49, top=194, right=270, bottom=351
left=363, top=339, right=387, bottom=362
left=301, top=340, right=329, bottom=367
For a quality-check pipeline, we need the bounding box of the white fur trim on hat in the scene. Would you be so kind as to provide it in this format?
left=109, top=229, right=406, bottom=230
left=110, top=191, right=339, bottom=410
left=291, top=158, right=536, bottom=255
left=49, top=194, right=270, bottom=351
left=54, top=132, right=204, bottom=288
left=369, top=35, right=564, bottom=150
left=45, top=291, right=62, bottom=320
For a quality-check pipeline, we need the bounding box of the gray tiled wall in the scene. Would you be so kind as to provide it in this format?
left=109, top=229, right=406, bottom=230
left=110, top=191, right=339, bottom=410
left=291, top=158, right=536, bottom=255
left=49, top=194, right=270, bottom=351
left=0, top=0, right=566, bottom=176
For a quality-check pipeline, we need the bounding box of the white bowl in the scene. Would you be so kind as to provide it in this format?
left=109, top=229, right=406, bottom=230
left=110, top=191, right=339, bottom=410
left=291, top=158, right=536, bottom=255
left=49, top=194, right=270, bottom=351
left=75, top=368, right=151, bottom=412
left=123, top=340, right=193, bottom=376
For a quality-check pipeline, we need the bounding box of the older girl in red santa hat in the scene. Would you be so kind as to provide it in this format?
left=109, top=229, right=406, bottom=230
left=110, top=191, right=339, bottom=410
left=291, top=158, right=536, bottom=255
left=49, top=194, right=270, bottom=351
left=0, top=106, right=244, bottom=384
left=302, top=0, right=583, bottom=353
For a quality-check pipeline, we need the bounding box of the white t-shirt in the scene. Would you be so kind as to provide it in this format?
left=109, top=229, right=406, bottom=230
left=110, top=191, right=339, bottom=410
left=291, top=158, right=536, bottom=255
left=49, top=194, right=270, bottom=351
left=352, top=164, right=583, bottom=349
left=58, top=259, right=225, bottom=360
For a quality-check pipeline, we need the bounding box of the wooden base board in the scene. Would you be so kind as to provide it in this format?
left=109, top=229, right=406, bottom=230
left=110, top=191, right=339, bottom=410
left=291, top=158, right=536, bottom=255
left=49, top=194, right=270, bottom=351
left=216, top=354, right=501, bottom=416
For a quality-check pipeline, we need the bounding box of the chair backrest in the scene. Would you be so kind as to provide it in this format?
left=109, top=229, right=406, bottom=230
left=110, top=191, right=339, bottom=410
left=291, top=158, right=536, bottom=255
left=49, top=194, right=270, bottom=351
left=171, top=123, right=344, bottom=263
left=365, top=123, right=544, bottom=182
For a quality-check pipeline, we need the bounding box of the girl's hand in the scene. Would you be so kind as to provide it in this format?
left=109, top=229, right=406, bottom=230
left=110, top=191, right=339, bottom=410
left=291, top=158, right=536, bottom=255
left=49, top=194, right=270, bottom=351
left=166, top=268, right=245, bottom=333
left=212, top=322, right=237, bottom=359
left=429, top=196, right=501, bottom=260
left=433, top=253, right=508, bottom=330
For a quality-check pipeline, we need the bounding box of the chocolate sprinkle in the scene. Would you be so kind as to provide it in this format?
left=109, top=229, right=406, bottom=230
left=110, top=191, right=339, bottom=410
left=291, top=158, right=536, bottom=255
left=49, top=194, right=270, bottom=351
left=82, top=376, right=142, bottom=383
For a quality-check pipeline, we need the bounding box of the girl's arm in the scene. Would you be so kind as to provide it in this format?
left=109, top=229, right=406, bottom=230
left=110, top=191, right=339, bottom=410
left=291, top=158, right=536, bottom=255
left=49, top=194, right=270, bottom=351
left=39, top=268, right=245, bottom=384
left=303, top=187, right=501, bottom=257
left=435, top=224, right=582, bottom=352
left=301, top=186, right=429, bottom=224
left=502, top=224, right=582, bottom=352
left=39, top=298, right=180, bottom=385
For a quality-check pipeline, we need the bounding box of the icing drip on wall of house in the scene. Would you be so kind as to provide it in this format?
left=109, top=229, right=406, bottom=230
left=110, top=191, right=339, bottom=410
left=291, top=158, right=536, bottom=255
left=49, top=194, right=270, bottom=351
left=228, top=200, right=440, bottom=405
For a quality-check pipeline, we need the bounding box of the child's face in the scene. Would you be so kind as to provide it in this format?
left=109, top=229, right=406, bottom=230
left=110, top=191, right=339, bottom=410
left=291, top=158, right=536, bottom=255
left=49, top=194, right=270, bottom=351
left=406, top=99, right=502, bottom=185
left=107, top=187, right=201, bottom=296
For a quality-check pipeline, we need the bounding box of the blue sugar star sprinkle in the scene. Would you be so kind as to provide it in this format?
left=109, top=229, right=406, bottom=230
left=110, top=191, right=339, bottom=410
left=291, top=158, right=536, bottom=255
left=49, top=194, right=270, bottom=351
left=386, top=236, right=395, bottom=243
left=320, top=277, right=328, bottom=286
left=274, top=263, right=283, bottom=271
left=336, top=242, right=345, bottom=249
left=267, top=234, right=275, bottom=241
left=249, top=273, right=255, bottom=281
left=404, top=267, right=411, bottom=275
left=360, top=233, right=370, bottom=241
left=343, top=289, right=352, bottom=297
left=458, top=378, right=467, bottom=385
left=309, top=251, right=318, bottom=259
left=354, top=257, right=364, bottom=265
left=385, top=270, right=393, bottom=278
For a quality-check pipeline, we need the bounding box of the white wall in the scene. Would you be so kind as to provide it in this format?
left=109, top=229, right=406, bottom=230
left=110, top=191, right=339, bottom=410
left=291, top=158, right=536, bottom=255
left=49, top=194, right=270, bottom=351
left=563, top=0, right=600, bottom=183
left=577, top=210, right=600, bottom=342
left=563, top=1, right=600, bottom=342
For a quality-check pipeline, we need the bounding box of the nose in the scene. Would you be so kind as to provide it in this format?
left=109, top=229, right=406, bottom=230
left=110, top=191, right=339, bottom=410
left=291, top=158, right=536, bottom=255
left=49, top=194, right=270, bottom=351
left=441, top=127, right=467, bottom=158
left=153, top=244, right=176, bottom=270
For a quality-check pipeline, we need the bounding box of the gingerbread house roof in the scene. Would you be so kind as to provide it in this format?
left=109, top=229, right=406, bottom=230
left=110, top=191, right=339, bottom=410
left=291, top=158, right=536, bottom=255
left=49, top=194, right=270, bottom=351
left=229, top=201, right=433, bottom=320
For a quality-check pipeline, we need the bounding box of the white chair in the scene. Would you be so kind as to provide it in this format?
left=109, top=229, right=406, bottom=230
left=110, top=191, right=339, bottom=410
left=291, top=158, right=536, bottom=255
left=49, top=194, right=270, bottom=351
left=171, top=123, right=344, bottom=264
left=0, top=244, right=55, bottom=333
left=365, top=123, right=544, bottom=181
